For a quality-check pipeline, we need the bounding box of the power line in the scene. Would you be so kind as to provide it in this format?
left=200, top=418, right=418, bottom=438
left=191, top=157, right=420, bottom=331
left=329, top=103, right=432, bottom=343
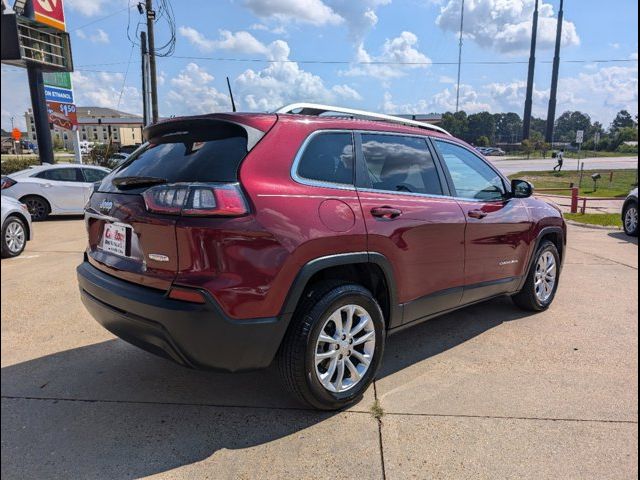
left=68, top=5, right=135, bottom=33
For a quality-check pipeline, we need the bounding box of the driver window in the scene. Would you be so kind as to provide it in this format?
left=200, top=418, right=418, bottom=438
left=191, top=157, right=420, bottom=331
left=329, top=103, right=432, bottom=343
left=361, top=134, right=443, bottom=195
left=434, top=140, right=506, bottom=201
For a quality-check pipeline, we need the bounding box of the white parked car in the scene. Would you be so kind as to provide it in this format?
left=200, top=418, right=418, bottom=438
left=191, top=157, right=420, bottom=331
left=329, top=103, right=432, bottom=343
left=1, top=195, right=32, bottom=258
left=1, top=164, right=110, bottom=221
left=622, top=188, right=638, bottom=237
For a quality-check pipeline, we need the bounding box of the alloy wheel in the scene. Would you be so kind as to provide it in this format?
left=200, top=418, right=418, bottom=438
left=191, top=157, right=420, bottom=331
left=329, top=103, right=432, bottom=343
left=24, top=198, right=47, bottom=220
left=314, top=304, right=376, bottom=393
left=625, top=206, right=638, bottom=234
left=534, top=251, right=557, bottom=303
left=5, top=220, right=25, bottom=254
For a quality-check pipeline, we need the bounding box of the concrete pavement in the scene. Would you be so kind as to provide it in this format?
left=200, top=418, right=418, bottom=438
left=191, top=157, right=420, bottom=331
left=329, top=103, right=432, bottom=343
left=1, top=219, right=637, bottom=479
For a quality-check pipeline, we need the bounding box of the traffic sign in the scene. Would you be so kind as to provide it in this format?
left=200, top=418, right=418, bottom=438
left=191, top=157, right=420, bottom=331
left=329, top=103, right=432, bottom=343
left=576, top=130, right=584, bottom=144
left=44, top=85, right=74, bottom=103
left=11, top=128, right=21, bottom=141
left=34, top=0, right=66, bottom=31
left=43, top=72, right=72, bottom=89
left=594, top=131, right=601, bottom=144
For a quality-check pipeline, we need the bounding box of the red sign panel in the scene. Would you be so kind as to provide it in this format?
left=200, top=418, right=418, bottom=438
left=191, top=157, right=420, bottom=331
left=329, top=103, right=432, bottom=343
left=34, top=0, right=66, bottom=31
left=47, top=101, right=77, bottom=131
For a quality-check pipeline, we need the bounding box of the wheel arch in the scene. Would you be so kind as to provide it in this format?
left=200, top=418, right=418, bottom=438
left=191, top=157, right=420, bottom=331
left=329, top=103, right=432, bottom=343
left=19, top=193, right=52, bottom=215
left=517, top=226, right=565, bottom=292
left=280, top=252, right=401, bottom=329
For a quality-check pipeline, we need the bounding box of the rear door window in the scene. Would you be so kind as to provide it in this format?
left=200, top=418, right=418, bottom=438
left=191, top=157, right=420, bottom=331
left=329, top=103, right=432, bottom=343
left=296, top=132, right=354, bottom=185
left=82, top=168, right=108, bottom=183
left=35, top=168, right=83, bottom=182
left=101, top=124, right=249, bottom=193
left=360, top=134, right=443, bottom=195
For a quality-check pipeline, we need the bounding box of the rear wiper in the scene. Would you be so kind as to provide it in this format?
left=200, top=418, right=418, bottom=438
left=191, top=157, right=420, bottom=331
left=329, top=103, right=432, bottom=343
left=112, top=176, right=167, bottom=189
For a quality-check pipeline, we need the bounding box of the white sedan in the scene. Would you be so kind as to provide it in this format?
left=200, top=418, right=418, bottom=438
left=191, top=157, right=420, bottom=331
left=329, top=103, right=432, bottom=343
left=1, top=164, right=110, bottom=220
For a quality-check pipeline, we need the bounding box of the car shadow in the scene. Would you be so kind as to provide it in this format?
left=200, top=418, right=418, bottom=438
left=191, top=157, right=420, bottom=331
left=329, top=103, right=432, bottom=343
left=1, top=296, right=532, bottom=478
left=607, top=231, right=638, bottom=245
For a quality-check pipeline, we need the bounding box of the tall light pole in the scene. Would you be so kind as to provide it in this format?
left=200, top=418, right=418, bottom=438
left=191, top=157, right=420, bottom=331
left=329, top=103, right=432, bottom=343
left=455, top=0, right=465, bottom=113
left=145, top=0, right=159, bottom=124
left=522, top=0, right=539, bottom=140
left=545, top=0, right=564, bottom=144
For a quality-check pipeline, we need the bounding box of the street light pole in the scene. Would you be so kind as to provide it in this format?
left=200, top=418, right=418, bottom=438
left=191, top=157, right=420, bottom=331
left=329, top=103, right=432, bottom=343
left=145, top=0, right=159, bottom=124
left=455, top=0, right=465, bottom=113
left=522, top=0, right=539, bottom=140
left=545, top=0, right=564, bottom=144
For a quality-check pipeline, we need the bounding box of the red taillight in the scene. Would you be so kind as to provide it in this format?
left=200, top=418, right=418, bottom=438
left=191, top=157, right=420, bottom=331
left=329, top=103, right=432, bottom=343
left=1, top=177, right=17, bottom=190
left=168, top=286, right=207, bottom=304
left=142, top=183, right=248, bottom=217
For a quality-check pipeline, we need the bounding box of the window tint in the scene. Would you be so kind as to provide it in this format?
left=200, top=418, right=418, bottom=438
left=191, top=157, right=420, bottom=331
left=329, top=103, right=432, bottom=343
left=297, top=132, right=354, bottom=185
left=434, top=140, right=505, bottom=201
left=35, top=168, right=82, bottom=182
left=82, top=168, right=108, bottom=183
left=361, top=134, right=443, bottom=195
left=101, top=124, right=249, bottom=193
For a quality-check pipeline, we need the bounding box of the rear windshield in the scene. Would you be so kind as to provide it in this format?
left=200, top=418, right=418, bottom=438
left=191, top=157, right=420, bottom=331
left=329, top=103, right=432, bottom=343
left=99, top=124, right=248, bottom=193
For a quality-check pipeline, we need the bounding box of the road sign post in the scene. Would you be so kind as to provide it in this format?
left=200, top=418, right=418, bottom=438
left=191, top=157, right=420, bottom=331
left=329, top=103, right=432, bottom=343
left=575, top=130, right=584, bottom=170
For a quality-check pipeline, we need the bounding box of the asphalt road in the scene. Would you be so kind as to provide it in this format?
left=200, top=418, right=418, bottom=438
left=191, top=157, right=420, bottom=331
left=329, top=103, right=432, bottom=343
left=488, top=155, right=638, bottom=176
left=1, top=219, right=638, bottom=479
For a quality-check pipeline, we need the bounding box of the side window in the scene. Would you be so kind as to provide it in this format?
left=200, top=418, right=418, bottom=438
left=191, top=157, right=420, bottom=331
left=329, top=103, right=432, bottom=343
left=297, top=132, right=354, bottom=185
left=82, top=168, right=108, bottom=183
left=434, top=140, right=506, bottom=201
left=35, top=168, right=83, bottom=182
left=361, top=134, right=443, bottom=195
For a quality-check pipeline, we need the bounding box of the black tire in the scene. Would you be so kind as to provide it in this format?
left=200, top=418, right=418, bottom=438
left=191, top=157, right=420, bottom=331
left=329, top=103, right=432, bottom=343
left=623, top=201, right=638, bottom=237
left=21, top=195, right=50, bottom=221
left=1, top=215, right=27, bottom=258
left=278, top=281, right=386, bottom=410
left=512, top=240, right=561, bottom=312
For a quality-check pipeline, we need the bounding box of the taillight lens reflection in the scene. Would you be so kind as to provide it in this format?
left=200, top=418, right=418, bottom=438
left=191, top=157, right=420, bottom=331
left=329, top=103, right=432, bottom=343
left=1, top=177, right=17, bottom=190
left=142, top=183, right=248, bottom=217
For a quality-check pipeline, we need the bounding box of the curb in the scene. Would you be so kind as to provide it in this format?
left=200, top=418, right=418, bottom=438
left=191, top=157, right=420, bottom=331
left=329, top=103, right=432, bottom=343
left=565, top=220, right=622, bottom=231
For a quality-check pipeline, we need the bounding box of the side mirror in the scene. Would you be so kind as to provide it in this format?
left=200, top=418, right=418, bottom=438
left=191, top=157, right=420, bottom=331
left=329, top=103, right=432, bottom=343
left=511, top=179, right=534, bottom=198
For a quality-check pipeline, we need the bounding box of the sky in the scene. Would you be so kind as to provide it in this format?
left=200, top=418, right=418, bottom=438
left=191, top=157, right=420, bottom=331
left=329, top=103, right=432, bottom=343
left=1, top=0, right=638, bottom=131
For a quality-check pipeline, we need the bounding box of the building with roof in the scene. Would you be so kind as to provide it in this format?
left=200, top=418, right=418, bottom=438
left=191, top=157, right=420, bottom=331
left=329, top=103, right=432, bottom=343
left=24, top=106, right=144, bottom=151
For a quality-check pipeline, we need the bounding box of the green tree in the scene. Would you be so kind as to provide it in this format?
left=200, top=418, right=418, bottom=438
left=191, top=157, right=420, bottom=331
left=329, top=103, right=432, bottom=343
left=554, top=111, right=592, bottom=143
left=493, top=112, right=522, bottom=144
left=530, top=116, right=547, bottom=138
left=610, top=110, right=637, bottom=133
left=467, top=112, right=496, bottom=145
left=440, top=111, right=469, bottom=139
left=476, top=135, right=490, bottom=147
left=521, top=139, right=534, bottom=159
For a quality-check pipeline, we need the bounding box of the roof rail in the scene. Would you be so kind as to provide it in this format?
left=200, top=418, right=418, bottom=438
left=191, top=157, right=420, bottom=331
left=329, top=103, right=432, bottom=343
left=274, top=102, right=451, bottom=136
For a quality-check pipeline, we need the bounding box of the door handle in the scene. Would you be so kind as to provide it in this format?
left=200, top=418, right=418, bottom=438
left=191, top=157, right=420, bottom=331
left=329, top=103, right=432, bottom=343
left=468, top=209, right=488, bottom=219
left=371, top=206, right=402, bottom=219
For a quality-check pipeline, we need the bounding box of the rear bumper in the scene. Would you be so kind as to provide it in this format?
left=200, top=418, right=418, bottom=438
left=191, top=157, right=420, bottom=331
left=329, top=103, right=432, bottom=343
left=77, top=260, right=290, bottom=372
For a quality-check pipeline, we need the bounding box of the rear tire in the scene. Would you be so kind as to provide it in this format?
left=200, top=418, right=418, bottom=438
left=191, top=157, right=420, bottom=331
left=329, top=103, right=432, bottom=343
left=21, top=195, right=50, bottom=221
left=512, top=240, right=560, bottom=312
left=278, top=281, right=385, bottom=410
left=623, top=201, right=638, bottom=237
left=1, top=215, right=27, bottom=258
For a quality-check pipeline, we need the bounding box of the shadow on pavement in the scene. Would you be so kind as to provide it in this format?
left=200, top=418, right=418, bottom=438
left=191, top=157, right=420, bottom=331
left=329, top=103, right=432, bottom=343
left=607, top=231, right=638, bottom=245
left=1, top=297, right=532, bottom=478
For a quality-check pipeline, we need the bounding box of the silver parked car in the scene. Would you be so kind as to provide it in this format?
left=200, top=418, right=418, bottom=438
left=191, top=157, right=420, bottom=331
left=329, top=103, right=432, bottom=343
left=622, top=188, right=638, bottom=237
left=1, top=195, right=33, bottom=258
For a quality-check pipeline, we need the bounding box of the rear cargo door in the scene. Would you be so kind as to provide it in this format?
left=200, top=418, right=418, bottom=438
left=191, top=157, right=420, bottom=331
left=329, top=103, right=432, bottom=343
left=85, top=119, right=262, bottom=290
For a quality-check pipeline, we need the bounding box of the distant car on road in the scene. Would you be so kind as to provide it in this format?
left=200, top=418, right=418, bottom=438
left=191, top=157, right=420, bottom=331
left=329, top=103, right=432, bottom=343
left=1, top=164, right=110, bottom=221
left=1, top=195, right=32, bottom=258
left=483, top=147, right=506, bottom=156
left=106, top=152, right=130, bottom=168
left=622, top=188, right=638, bottom=237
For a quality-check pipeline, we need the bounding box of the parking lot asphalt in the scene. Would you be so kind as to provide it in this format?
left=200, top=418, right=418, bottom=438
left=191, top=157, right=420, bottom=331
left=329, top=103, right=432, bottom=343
left=1, top=218, right=638, bottom=479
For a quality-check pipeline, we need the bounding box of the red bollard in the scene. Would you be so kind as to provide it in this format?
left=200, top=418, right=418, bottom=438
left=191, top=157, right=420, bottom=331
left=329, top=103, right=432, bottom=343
left=570, top=187, right=579, bottom=213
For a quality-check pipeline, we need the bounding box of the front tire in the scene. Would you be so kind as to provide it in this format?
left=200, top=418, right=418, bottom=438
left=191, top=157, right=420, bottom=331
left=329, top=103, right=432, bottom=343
left=278, top=282, right=385, bottom=410
left=512, top=240, right=560, bottom=312
left=2, top=216, right=27, bottom=258
left=623, top=201, right=638, bottom=237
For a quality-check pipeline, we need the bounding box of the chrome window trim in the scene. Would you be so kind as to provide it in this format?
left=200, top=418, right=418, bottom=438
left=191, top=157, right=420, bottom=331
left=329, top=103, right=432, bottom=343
left=290, top=129, right=357, bottom=191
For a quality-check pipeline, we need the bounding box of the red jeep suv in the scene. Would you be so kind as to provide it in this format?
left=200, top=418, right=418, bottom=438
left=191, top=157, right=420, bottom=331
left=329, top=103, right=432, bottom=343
left=77, top=103, right=566, bottom=410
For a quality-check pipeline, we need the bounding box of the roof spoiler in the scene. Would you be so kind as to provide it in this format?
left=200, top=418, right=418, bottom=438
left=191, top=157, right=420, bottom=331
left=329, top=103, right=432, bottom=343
left=275, top=103, right=451, bottom=136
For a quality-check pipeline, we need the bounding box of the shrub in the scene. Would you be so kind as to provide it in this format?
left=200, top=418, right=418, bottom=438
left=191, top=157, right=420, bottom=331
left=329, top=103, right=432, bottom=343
left=0, top=157, right=46, bottom=175
left=617, top=143, right=638, bottom=154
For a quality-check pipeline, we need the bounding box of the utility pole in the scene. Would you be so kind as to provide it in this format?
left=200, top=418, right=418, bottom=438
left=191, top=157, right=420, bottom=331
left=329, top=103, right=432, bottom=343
left=545, top=0, right=564, bottom=144
left=522, top=0, right=539, bottom=140
left=455, top=0, right=465, bottom=113
left=145, top=0, right=159, bottom=124
left=140, top=30, right=149, bottom=126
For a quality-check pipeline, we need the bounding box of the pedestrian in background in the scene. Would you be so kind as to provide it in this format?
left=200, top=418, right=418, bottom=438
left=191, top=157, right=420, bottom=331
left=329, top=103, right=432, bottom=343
left=553, top=148, right=564, bottom=172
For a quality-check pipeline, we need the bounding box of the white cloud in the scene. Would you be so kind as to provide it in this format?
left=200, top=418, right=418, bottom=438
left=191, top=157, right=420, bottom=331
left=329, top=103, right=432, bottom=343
left=344, top=31, right=431, bottom=80
left=65, top=0, right=125, bottom=17
left=179, top=27, right=269, bottom=55
left=249, top=23, right=287, bottom=35
left=71, top=71, right=142, bottom=115
left=89, top=29, right=110, bottom=44
left=243, top=0, right=343, bottom=26
left=76, top=29, right=87, bottom=39
left=166, top=64, right=231, bottom=115
left=436, top=0, right=580, bottom=54
left=381, top=84, right=491, bottom=115
left=325, top=0, right=391, bottom=43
